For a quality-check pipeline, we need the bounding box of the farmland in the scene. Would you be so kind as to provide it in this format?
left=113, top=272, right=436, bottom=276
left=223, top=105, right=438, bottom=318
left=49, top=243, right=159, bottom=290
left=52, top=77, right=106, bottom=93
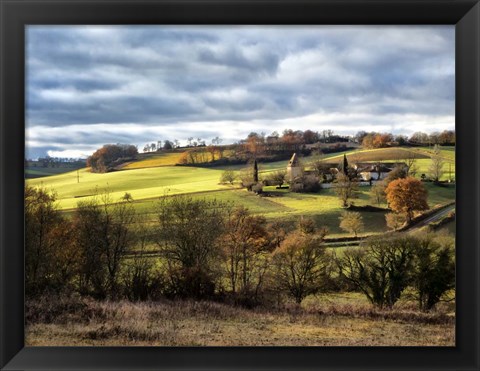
left=120, top=151, right=184, bottom=169
left=28, top=166, right=231, bottom=210
left=25, top=162, right=86, bottom=179
left=26, top=145, right=456, bottom=258
left=25, top=144, right=456, bottom=346
left=27, top=146, right=455, bottom=237
left=317, top=147, right=455, bottom=181
left=20, top=24, right=459, bottom=350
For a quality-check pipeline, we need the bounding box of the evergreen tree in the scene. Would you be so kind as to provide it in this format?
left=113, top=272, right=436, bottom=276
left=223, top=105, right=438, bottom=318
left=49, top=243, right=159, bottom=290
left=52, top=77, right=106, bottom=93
left=253, top=159, right=259, bottom=183
left=340, top=154, right=349, bottom=175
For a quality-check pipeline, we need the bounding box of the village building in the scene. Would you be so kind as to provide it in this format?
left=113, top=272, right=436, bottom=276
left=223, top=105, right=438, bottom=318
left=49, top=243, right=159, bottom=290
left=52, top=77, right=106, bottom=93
left=353, top=162, right=408, bottom=182
left=286, top=153, right=407, bottom=185
left=286, top=153, right=303, bottom=182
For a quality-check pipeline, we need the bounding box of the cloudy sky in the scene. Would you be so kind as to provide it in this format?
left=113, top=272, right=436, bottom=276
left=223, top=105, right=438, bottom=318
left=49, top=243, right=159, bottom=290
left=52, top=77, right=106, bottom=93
left=26, top=25, right=454, bottom=159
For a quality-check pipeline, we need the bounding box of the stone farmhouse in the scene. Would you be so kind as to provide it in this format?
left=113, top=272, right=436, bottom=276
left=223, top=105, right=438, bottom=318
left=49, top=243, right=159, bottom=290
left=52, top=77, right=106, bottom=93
left=286, top=153, right=407, bottom=185
left=353, top=162, right=408, bottom=182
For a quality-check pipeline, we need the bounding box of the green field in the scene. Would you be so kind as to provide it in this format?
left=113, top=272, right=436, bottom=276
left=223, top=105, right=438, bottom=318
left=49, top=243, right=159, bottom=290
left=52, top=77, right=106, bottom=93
left=415, top=146, right=456, bottom=161
left=27, top=166, right=232, bottom=210
left=26, top=145, right=455, bottom=237
left=321, top=147, right=429, bottom=163
left=25, top=166, right=85, bottom=179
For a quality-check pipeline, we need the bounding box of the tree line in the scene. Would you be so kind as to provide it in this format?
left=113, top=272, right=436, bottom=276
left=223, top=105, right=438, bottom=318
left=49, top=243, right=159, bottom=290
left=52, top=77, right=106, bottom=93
left=356, top=130, right=455, bottom=147
left=87, top=144, right=138, bottom=173
left=142, top=129, right=455, bottom=159
left=87, top=129, right=454, bottom=171
left=25, top=186, right=454, bottom=311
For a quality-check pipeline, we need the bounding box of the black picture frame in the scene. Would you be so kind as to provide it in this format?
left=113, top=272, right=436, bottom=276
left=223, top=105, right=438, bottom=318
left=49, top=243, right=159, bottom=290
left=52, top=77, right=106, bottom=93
left=1, top=0, right=479, bottom=370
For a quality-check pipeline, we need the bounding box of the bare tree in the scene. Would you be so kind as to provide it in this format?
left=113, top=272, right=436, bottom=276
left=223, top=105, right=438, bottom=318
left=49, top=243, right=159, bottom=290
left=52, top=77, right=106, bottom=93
left=403, top=151, right=418, bottom=177
left=220, top=206, right=272, bottom=301
left=272, top=232, right=327, bottom=304
left=334, top=172, right=359, bottom=207
left=156, top=195, right=228, bottom=298
left=122, top=219, right=161, bottom=301
left=25, top=186, right=77, bottom=296
left=75, top=191, right=136, bottom=298
left=370, top=180, right=386, bottom=206
left=429, top=144, right=444, bottom=182
left=207, top=145, right=217, bottom=161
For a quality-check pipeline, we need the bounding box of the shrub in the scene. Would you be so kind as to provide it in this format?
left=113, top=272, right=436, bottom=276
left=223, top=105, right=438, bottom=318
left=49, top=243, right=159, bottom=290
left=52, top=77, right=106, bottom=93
left=265, top=170, right=287, bottom=187
left=411, top=235, right=455, bottom=311
left=338, top=236, right=415, bottom=308
left=220, top=170, right=236, bottom=185
left=290, top=175, right=320, bottom=193
left=290, top=182, right=304, bottom=193
left=252, top=183, right=263, bottom=194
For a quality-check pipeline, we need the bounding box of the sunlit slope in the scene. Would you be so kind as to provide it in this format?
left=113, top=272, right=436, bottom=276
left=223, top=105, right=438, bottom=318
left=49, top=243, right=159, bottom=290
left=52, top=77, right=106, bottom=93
left=322, top=147, right=429, bottom=163
left=26, top=166, right=230, bottom=209
left=26, top=146, right=456, bottom=211
left=121, top=152, right=184, bottom=170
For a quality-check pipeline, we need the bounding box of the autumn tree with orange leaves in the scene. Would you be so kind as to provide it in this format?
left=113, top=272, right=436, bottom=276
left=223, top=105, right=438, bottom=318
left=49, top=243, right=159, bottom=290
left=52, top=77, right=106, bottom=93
left=385, top=177, right=429, bottom=223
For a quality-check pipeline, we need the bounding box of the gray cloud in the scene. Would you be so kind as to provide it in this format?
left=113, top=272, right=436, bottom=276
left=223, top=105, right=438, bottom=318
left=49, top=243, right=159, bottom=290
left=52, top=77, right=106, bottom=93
left=26, top=25, right=454, bottom=159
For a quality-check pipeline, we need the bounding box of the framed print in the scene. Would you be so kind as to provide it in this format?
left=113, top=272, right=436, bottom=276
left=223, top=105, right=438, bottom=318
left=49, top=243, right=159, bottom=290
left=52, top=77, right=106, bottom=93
left=1, top=0, right=479, bottom=370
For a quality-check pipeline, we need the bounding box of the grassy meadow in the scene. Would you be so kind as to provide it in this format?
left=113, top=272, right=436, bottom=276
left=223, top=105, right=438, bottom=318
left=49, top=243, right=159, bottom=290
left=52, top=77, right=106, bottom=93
left=27, top=146, right=455, bottom=237
left=25, top=145, right=456, bottom=346
left=121, top=151, right=184, bottom=169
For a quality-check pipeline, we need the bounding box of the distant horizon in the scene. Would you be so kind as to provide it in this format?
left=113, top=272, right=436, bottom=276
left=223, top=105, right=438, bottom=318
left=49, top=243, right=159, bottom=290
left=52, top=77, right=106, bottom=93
left=26, top=25, right=455, bottom=159
left=26, top=128, right=455, bottom=161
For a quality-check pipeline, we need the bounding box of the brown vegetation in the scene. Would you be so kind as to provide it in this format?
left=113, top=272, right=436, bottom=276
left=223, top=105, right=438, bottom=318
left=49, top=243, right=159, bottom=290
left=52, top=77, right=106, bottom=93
left=25, top=294, right=455, bottom=346
left=25, top=183, right=455, bottom=346
left=385, top=177, right=429, bottom=223
left=87, top=144, right=138, bottom=173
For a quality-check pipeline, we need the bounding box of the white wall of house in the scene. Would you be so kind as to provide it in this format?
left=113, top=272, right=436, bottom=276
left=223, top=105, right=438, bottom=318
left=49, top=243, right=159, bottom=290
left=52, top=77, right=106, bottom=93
left=320, top=181, right=373, bottom=189
left=359, top=171, right=389, bottom=181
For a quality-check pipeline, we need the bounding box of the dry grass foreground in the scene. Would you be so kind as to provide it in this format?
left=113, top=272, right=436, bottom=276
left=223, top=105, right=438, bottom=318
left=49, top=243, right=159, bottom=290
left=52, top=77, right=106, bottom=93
left=26, top=296, right=454, bottom=346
